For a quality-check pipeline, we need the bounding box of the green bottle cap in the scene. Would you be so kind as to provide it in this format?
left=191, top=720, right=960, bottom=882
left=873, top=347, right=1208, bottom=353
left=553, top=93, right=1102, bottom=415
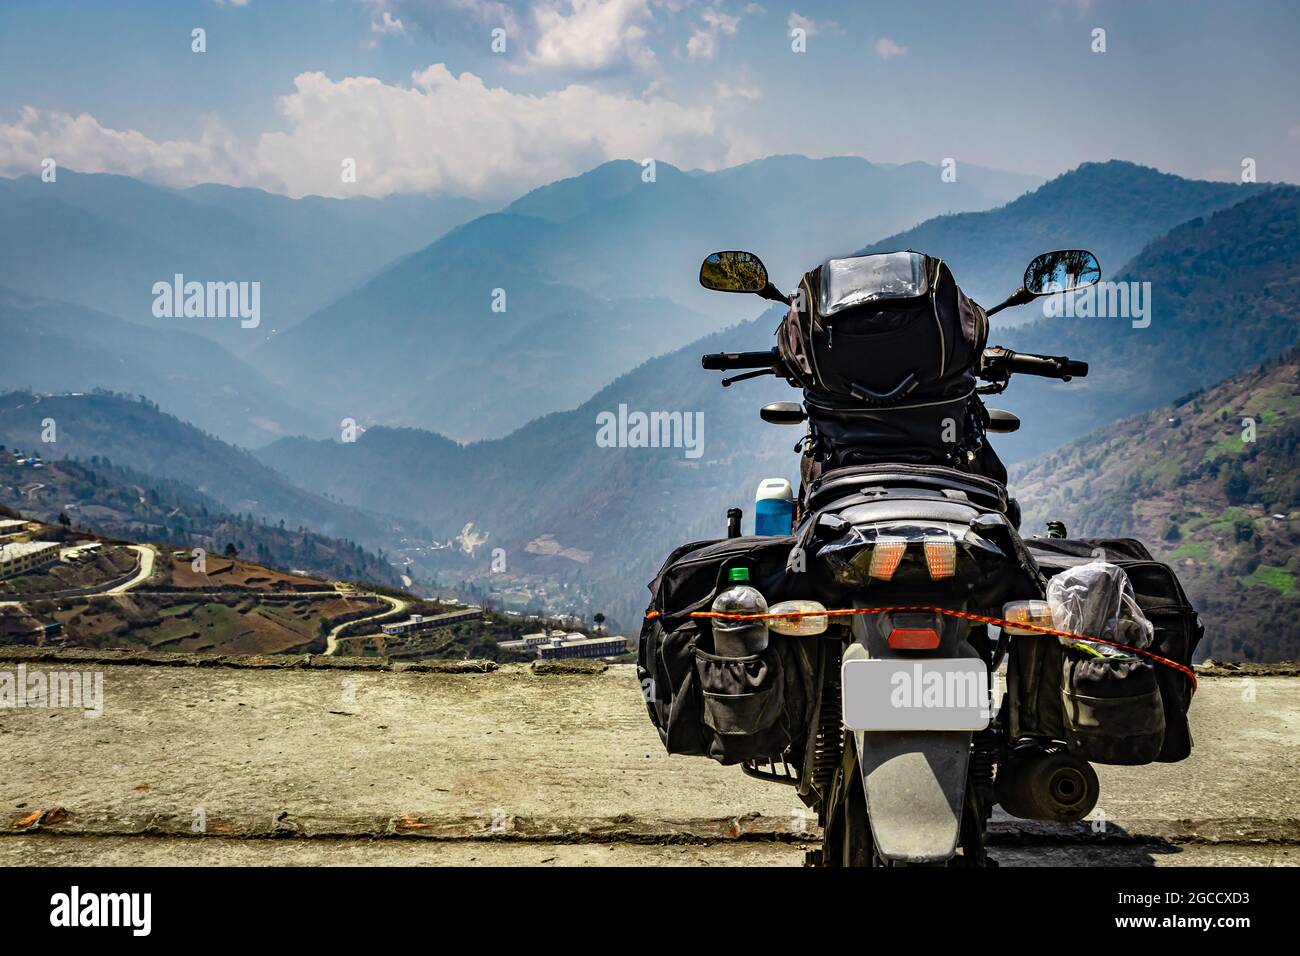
left=728, top=567, right=750, bottom=583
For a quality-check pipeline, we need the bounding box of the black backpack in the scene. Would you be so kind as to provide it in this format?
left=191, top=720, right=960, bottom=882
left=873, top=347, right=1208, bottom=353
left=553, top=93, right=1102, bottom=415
left=776, top=251, right=998, bottom=482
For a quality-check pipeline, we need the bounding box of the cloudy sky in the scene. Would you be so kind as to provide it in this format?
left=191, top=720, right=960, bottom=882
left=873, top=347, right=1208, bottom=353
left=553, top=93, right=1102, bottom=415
left=1, top=0, right=1296, bottom=199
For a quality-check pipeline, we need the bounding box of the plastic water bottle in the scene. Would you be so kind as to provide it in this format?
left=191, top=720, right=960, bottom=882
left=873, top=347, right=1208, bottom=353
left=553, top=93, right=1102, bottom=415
left=711, top=567, right=769, bottom=657
left=755, top=478, right=794, bottom=536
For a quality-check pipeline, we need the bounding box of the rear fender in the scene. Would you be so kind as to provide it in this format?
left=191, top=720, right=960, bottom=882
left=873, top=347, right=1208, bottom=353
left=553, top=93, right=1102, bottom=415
left=844, top=622, right=980, bottom=863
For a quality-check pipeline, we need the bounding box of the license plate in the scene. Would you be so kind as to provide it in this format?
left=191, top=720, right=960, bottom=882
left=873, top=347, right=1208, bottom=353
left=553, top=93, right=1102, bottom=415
left=841, top=658, right=991, bottom=731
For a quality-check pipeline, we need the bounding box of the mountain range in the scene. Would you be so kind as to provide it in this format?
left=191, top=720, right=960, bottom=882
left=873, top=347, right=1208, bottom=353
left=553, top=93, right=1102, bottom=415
left=0, top=288, right=315, bottom=447
left=4, top=155, right=1298, bottom=658
left=0, top=390, right=428, bottom=556
left=247, top=155, right=1038, bottom=440
left=0, top=452, right=404, bottom=589
left=860, top=160, right=1262, bottom=313
left=1013, top=347, right=1299, bottom=662
left=0, top=170, right=487, bottom=355
left=256, top=181, right=1300, bottom=630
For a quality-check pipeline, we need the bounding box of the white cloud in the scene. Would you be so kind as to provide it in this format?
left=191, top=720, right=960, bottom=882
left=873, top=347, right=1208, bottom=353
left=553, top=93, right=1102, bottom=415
left=371, top=10, right=407, bottom=36
left=0, top=66, right=739, bottom=200
left=372, top=0, right=661, bottom=75
left=0, top=106, right=247, bottom=186
left=528, top=0, right=658, bottom=73
left=787, top=10, right=839, bottom=36
left=687, top=7, right=740, bottom=61
left=873, top=36, right=907, bottom=60
left=716, top=68, right=761, bottom=101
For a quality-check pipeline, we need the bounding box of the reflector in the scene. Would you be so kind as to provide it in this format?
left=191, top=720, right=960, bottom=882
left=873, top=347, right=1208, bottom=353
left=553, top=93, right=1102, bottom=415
left=887, top=627, right=941, bottom=650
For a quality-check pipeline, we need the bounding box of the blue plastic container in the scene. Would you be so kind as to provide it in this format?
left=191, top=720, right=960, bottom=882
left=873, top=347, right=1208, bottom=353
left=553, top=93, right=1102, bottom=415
left=754, top=478, right=794, bottom=536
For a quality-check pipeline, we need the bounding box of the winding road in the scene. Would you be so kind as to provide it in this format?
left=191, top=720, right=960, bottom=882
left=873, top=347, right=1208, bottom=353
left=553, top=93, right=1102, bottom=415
left=3, top=541, right=409, bottom=654
left=324, top=593, right=409, bottom=656
left=107, top=544, right=156, bottom=594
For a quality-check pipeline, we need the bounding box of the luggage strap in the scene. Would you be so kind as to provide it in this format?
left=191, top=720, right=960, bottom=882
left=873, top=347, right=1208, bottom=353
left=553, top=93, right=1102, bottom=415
left=645, top=604, right=1196, bottom=689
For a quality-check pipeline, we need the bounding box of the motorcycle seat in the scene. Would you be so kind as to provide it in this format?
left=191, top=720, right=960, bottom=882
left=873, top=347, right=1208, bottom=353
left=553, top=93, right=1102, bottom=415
left=803, top=463, right=1008, bottom=515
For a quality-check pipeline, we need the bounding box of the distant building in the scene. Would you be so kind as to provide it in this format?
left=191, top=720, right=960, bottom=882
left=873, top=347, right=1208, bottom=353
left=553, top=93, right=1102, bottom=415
left=0, top=519, right=32, bottom=540
left=380, top=607, right=483, bottom=636
left=62, top=541, right=103, bottom=561
left=0, top=541, right=61, bottom=580
left=536, top=634, right=629, bottom=660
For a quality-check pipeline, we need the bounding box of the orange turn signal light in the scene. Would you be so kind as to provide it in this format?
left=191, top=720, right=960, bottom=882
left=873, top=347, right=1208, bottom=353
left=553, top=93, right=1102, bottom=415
left=869, top=536, right=908, bottom=580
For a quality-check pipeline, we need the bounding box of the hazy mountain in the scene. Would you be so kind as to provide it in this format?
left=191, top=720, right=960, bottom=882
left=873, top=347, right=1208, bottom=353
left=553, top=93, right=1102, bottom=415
left=993, top=185, right=1300, bottom=461
left=1012, top=348, right=1300, bottom=662
left=0, top=170, right=487, bottom=355
left=0, top=288, right=315, bottom=447
left=255, top=182, right=1300, bottom=630
left=257, top=310, right=792, bottom=626
left=0, top=454, right=404, bottom=589
left=860, top=161, right=1262, bottom=312
left=0, top=390, right=426, bottom=554
left=251, top=155, right=1038, bottom=440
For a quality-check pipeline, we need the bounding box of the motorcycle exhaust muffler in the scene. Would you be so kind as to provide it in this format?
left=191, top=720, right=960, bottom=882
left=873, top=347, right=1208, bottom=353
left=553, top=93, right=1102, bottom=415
left=995, top=748, right=1099, bottom=823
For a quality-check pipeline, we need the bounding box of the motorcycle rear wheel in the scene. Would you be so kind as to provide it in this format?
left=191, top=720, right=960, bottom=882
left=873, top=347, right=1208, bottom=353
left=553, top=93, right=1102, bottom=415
left=817, top=736, right=990, bottom=867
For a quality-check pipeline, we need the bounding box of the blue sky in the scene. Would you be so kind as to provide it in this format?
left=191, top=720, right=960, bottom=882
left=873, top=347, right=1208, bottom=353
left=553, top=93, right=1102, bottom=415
left=1, top=0, right=1296, bottom=198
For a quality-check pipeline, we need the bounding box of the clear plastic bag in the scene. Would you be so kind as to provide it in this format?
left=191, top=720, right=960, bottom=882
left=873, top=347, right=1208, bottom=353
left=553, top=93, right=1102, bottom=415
left=1046, top=561, right=1154, bottom=659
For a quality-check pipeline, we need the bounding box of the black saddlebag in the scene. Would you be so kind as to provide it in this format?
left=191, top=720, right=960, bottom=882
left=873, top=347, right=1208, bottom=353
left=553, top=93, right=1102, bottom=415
left=637, top=535, right=818, bottom=765
left=1008, top=537, right=1204, bottom=764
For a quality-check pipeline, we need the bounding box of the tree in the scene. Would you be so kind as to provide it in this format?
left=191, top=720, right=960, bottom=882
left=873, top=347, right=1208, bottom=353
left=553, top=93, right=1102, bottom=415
left=57, top=511, right=71, bottom=527
left=593, top=612, right=606, bottom=632
left=224, top=542, right=238, bottom=558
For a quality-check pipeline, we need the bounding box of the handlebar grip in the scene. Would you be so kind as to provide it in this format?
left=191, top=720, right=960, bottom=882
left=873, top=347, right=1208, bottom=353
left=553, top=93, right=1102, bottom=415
left=701, top=349, right=778, bottom=371
left=999, top=349, right=1088, bottom=380
left=1005, top=352, right=1061, bottom=376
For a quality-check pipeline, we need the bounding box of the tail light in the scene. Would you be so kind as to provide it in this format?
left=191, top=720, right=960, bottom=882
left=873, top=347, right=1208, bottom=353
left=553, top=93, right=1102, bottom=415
left=868, top=536, right=907, bottom=580
left=923, top=535, right=957, bottom=579
left=887, top=627, right=941, bottom=649
left=1002, top=600, right=1054, bottom=635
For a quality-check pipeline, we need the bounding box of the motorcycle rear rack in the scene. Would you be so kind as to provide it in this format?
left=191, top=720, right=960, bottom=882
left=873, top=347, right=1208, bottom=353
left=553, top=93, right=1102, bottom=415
left=741, top=754, right=801, bottom=786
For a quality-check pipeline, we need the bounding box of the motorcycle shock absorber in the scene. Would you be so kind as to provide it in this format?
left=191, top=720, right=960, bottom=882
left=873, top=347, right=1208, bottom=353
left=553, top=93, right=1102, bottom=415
left=810, top=637, right=844, bottom=824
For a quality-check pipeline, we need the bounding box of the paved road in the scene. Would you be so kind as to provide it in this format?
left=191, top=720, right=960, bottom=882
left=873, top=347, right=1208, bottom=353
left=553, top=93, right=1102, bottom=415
left=325, top=594, right=408, bottom=655
left=106, top=544, right=155, bottom=594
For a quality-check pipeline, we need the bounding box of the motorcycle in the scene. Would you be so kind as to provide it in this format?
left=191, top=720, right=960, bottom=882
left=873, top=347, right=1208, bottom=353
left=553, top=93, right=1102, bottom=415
left=693, top=247, right=1103, bottom=867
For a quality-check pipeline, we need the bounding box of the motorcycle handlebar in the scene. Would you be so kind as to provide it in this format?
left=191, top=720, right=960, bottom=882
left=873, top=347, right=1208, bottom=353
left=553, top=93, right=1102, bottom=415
left=700, top=344, right=1088, bottom=384
left=984, top=347, right=1088, bottom=381
left=700, top=349, right=780, bottom=371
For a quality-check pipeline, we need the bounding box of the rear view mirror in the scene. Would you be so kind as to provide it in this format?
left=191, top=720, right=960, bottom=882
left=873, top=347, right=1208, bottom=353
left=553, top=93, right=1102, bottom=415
left=699, top=250, right=770, bottom=294
left=760, top=401, right=807, bottom=425
left=1023, top=249, right=1101, bottom=296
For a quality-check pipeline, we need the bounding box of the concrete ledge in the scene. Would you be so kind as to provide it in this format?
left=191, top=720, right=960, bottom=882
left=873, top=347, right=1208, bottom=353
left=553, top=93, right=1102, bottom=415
left=0, top=646, right=499, bottom=673
left=6, top=807, right=1298, bottom=846
left=530, top=659, right=609, bottom=675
